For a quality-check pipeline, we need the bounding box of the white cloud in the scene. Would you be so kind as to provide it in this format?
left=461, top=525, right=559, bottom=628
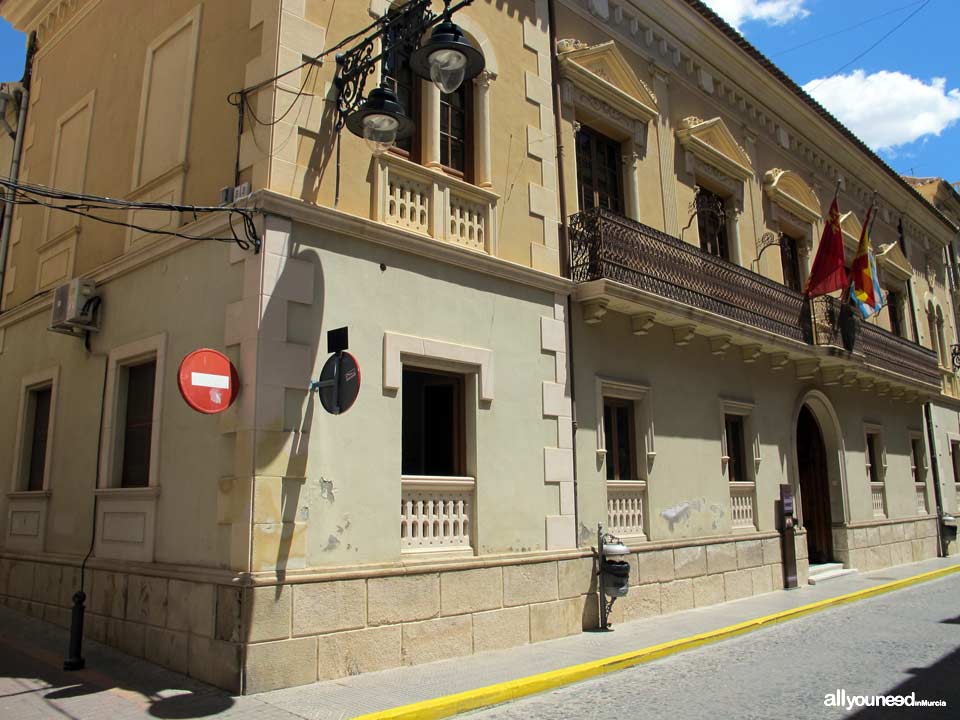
left=803, top=70, right=960, bottom=151
left=703, top=0, right=809, bottom=29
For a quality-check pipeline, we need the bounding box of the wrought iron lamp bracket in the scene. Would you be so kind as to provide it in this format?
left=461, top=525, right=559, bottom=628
left=332, top=0, right=473, bottom=131
left=756, top=231, right=786, bottom=261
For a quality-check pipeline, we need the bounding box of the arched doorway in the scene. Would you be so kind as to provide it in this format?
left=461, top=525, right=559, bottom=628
left=797, top=405, right=833, bottom=563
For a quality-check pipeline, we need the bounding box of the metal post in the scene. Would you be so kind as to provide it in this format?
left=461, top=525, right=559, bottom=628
left=63, top=591, right=86, bottom=670
left=597, top=522, right=608, bottom=630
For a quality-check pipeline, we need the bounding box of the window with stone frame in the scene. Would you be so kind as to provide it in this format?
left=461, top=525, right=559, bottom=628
left=603, top=397, right=637, bottom=481
left=21, top=385, right=52, bottom=492
left=402, top=367, right=465, bottom=477
left=887, top=290, right=904, bottom=338
left=865, top=431, right=883, bottom=484
left=780, top=234, right=803, bottom=292
left=382, top=14, right=420, bottom=160
left=576, top=125, right=624, bottom=214
left=724, top=413, right=748, bottom=483
left=910, top=436, right=927, bottom=485
left=440, top=82, right=472, bottom=180
left=696, top=186, right=730, bottom=260
left=118, top=359, right=158, bottom=489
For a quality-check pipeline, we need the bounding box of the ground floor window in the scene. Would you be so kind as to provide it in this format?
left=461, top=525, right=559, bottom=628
left=402, top=367, right=465, bottom=477
left=23, top=386, right=52, bottom=492
left=603, top=397, right=636, bottom=481
left=724, top=414, right=749, bottom=483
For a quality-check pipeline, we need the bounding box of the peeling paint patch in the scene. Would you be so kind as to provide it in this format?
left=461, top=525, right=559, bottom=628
left=578, top=522, right=594, bottom=546
left=322, top=534, right=340, bottom=552
left=319, top=477, right=335, bottom=502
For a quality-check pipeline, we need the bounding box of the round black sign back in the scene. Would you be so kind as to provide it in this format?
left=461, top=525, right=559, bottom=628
left=318, top=352, right=361, bottom=414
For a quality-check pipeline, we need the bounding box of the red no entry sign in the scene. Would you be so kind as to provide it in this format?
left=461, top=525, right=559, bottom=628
left=177, top=348, right=240, bottom=414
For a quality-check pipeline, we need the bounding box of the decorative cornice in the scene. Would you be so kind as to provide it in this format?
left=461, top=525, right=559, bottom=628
left=2, top=0, right=99, bottom=48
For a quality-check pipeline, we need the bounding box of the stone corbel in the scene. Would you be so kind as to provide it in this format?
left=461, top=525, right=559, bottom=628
left=709, top=335, right=732, bottom=356
left=741, top=344, right=762, bottom=363
left=672, top=324, right=696, bottom=346
left=769, top=353, right=790, bottom=371
left=582, top=298, right=609, bottom=325
left=795, top=359, right=820, bottom=380
left=630, top=312, right=655, bottom=335
left=821, top=366, right=845, bottom=386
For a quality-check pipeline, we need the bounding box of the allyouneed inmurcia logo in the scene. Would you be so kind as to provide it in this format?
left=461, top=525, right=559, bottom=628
left=824, top=690, right=947, bottom=711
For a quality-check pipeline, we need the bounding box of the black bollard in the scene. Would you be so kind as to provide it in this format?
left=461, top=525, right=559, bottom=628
left=63, top=590, right=86, bottom=671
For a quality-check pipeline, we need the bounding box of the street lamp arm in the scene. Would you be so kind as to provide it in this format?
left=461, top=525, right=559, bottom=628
left=333, top=0, right=477, bottom=130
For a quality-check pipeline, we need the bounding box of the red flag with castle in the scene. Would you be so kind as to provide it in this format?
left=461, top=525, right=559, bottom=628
left=804, top=195, right=847, bottom=297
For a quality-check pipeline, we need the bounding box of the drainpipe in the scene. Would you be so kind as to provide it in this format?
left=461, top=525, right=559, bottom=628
left=0, top=31, right=36, bottom=307
left=547, top=0, right=580, bottom=542
left=923, top=402, right=947, bottom=557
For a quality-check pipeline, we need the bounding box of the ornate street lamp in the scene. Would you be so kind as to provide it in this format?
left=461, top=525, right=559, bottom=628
left=335, top=0, right=485, bottom=154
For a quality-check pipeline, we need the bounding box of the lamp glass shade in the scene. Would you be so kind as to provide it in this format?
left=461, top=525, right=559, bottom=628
left=428, top=48, right=467, bottom=94
left=362, top=113, right=400, bottom=154
left=409, top=20, right=485, bottom=91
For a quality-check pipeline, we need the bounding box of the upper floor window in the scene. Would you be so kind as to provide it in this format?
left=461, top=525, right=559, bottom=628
left=888, top=291, right=904, bottom=338
left=383, top=22, right=420, bottom=160
left=440, top=83, right=471, bottom=179
left=696, top=186, right=730, bottom=260
left=780, top=234, right=803, bottom=292
left=576, top=126, right=624, bottom=214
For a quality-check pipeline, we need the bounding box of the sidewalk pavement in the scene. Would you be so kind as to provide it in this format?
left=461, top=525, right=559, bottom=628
left=2, top=555, right=959, bottom=720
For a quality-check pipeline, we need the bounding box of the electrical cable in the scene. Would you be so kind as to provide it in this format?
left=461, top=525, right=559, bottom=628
left=0, top=177, right=260, bottom=251
left=770, top=0, right=928, bottom=58
left=806, top=0, right=932, bottom=92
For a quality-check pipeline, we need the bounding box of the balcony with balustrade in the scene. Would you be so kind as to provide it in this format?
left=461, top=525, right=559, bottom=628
left=570, top=208, right=940, bottom=395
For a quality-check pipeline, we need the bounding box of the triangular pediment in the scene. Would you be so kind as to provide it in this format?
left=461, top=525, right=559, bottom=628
left=558, top=40, right=658, bottom=122
left=840, top=211, right=863, bottom=241
left=676, top=116, right=753, bottom=182
left=763, top=169, right=821, bottom=225
left=876, top=242, right=913, bottom=281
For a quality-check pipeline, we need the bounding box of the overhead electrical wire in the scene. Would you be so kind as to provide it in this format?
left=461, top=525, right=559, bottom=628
left=0, top=177, right=260, bottom=252
left=770, top=0, right=928, bottom=58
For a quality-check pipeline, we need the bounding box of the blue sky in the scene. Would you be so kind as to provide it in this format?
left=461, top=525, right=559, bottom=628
left=1, top=2, right=958, bottom=181
left=704, top=0, right=960, bottom=183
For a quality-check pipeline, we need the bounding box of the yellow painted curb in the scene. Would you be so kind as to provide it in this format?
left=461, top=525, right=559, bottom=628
left=356, top=563, right=960, bottom=720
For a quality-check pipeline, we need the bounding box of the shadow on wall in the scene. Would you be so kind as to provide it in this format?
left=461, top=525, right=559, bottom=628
left=256, top=241, right=325, bottom=582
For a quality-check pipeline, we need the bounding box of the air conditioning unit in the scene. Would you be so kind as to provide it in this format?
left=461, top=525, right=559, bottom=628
left=50, top=278, right=99, bottom=335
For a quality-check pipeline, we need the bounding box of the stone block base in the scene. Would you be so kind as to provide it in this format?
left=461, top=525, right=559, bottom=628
left=832, top=517, right=939, bottom=572
left=7, top=528, right=902, bottom=693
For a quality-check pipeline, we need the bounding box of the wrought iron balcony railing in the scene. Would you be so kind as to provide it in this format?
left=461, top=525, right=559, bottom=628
left=810, top=295, right=941, bottom=388
left=570, top=208, right=941, bottom=389
left=570, top=207, right=808, bottom=343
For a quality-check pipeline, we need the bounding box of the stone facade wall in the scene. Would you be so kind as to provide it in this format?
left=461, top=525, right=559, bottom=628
left=237, top=533, right=790, bottom=693
left=7, top=525, right=941, bottom=695
left=0, top=557, right=242, bottom=692
left=833, top=517, right=939, bottom=571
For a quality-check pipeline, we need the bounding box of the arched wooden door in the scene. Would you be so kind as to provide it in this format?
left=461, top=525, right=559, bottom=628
left=797, top=405, right=834, bottom=564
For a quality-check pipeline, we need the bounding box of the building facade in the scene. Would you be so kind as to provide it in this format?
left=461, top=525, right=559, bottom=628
left=0, top=0, right=956, bottom=695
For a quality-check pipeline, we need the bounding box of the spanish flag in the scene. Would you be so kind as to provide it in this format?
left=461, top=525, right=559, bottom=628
left=850, top=205, right=884, bottom=318
left=804, top=196, right=847, bottom=297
